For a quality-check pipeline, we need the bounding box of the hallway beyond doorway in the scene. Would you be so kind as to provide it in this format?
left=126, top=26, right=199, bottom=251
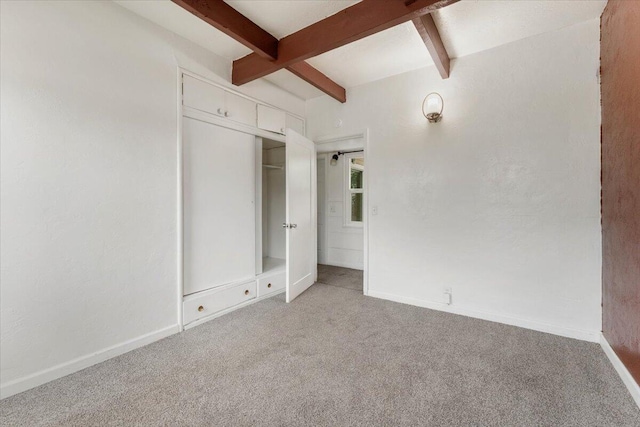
left=317, top=264, right=363, bottom=292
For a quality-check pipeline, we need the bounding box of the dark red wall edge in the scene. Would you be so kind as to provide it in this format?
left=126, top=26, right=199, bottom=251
left=601, top=0, right=640, bottom=385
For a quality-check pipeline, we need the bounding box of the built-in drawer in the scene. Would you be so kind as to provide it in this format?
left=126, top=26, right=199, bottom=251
left=258, top=271, right=285, bottom=297
left=183, top=280, right=256, bottom=325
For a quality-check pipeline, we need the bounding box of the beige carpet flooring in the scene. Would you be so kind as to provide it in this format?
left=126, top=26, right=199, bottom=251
left=317, top=264, right=363, bottom=291
left=1, top=283, right=639, bottom=426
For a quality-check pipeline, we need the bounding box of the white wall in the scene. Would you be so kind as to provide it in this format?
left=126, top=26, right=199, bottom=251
left=317, top=154, right=364, bottom=270
left=0, top=0, right=304, bottom=398
left=306, top=19, right=602, bottom=341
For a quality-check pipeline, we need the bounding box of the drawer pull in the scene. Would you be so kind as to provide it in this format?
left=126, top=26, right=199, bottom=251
left=244, top=290, right=250, bottom=295
left=267, top=283, right=272, bottom=288
left=198, top=305, right=204, bottom=312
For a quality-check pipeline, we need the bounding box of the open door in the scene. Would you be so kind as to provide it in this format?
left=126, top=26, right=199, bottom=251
left=285, top=129, right=316, bottom=302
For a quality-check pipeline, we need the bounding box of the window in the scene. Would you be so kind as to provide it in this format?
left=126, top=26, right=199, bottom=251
left=345, top=155, right=364, bottom=226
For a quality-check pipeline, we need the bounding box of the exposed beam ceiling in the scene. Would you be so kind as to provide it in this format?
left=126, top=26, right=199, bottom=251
left=172, top=0, right=347, bottom=102
left=412, top=13, right=450, bottom=79
left=232, top=0, right=458, bottom=86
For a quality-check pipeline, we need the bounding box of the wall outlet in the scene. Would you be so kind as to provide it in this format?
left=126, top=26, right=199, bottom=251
left=371, top=206, right=378, bottom=216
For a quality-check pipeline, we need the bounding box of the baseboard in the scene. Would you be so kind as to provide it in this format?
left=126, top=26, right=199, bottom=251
left=599, top=333, right=640, bottom=409
left=367, top=290, right=600, bottom=343
left=0, top=324, right=180, bottom=400
left=320, top=260, right=364, bottom=271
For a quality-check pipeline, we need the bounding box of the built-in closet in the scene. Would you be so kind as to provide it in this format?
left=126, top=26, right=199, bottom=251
left=180, top=72, right=317, bottom=329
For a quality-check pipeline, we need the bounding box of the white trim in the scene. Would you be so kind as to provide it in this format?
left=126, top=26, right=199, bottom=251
left=177, top=67, right=184, bottom=331
left=367, top=290, right=600, bottom=343
left=600, top=333, right=640, bottom=409
left=0, top=325, right=180, bottom=400
left=319, top=260, right=363, bottom=271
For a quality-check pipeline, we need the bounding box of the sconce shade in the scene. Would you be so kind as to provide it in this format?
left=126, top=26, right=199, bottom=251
left=330, top=154, right=339, bottom=166
left=422, top=92, right=444, bottom=123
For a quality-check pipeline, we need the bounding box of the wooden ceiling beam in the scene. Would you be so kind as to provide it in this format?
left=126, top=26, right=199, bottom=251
left=412, top=13, right=450, bottom=79
left=286, top=62, right=346, bottom=103
left=172, top=0, right=347, bottom=103
left=232, top=0, right=458, bottom=86
left=171, top=0, right=278, bottom=59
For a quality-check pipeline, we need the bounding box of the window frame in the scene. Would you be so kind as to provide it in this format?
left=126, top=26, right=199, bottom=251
left=344, top=152, right=364, bottom=228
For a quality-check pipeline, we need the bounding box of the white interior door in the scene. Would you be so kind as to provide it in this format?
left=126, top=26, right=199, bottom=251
left=183, top=117, right=256, bottom=295
left=285, top=129, right=316, bottom=302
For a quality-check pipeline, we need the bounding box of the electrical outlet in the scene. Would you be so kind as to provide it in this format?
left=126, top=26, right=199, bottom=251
left=372, top=206, right=378, bottom=216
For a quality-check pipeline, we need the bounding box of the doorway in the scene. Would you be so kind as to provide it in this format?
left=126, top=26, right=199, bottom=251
left=315, top=132, right=368, bottom=294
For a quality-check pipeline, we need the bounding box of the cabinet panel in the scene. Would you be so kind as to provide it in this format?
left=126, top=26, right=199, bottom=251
left=183, top=75, right=225, bottom=117
left=225, top=92, right=257, bottom=127
left=257, top=104, right=286, bottom=135
left=258, top=271, right=285, bottom=297
left=286, top=114, right=305, bottom=136
left=183, top=280, right=257, bottom=324
left=183, top=117, right=256, bottom=296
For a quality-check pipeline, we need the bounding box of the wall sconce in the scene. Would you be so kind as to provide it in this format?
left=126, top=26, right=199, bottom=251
left=330, top=153, right=339, bottom=166
left=422, top=92, right=444, bottom=123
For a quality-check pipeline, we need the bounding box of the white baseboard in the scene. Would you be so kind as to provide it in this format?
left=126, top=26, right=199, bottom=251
left=599, top=333, right=640, bottom=409
left=319, top=260, right=364, bottom=271
left=0, top=324, right=180, bottom=400
left=367, top=290, right=600, bottom=343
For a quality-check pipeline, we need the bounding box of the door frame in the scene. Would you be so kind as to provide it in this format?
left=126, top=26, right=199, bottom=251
left=314, top=130, right=370, bottom=296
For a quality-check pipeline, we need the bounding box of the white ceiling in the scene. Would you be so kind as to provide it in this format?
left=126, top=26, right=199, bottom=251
left=115, top=0, right=606, bottom=100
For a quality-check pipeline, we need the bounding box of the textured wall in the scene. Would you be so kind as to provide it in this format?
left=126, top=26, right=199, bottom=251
left=601, top=0, right=640, bottom=385
left=0, top=0, right=304, bottom=398
left=307, top=19, right=602, bottom=341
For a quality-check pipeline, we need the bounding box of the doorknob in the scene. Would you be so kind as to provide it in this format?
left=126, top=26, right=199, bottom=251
left=282, top=223, right=289, bottom=228
left=290, top=224, right=297, bottom=229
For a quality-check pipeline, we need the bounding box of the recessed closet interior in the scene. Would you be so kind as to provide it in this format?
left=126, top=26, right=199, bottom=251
left=257, top=138, right=286, bottom=276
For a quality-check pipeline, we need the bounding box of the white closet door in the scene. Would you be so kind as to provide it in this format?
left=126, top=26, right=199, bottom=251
left=183, top=117, right=256, bottom=295
left=285, top=129, right=317, bottom=302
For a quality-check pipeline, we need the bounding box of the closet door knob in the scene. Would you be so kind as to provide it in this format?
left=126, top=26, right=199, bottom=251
left=198, top=305, right=204, bottom=312
left=217, top=108, right=224, bottom=115
left=224, top=110, right=230, bottom=117
left=267, top=283, right=272, bottom=288
left=282, top=223, right=288, bottom=228
left=244, top=290, right=250, bottom=295
left=290, top=223, right=297, bottom=229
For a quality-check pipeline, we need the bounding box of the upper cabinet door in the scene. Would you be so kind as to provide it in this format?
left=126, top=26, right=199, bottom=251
left=183, top=75, right=225, bottom=117
left=257, top=104, right=286, bottom=135
left=286, top=114, right=305, bottom=136
left=225, top=92, right=257, bottom=127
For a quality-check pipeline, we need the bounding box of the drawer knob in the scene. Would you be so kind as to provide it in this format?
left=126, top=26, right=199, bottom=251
left=244, top=290, right=249, bottom=295
left=198, top=305, right=204, bottom=312
left=267, top=283, right=272, bottom=288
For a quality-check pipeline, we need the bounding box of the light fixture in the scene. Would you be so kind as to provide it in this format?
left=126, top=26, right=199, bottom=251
left=330, top=153, right=339, bottom=166
left=422, top=92, right=444, bottom=123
